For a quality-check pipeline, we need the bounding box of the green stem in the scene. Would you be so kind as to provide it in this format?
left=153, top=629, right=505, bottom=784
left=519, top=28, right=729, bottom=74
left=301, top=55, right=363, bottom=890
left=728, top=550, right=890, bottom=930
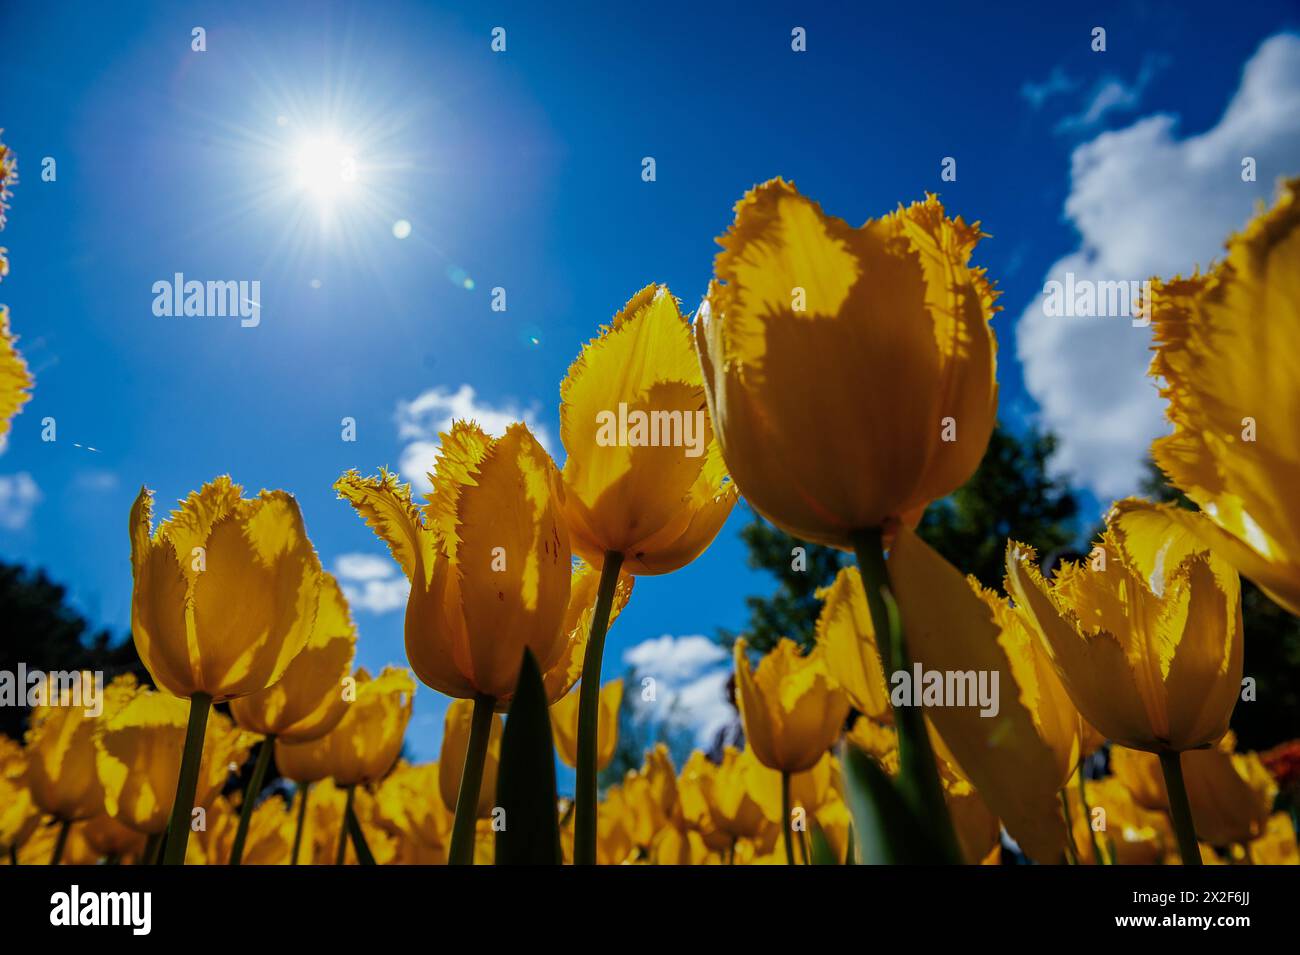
left=162, top=692, right=212, bottom=865
left=447, top=693, right=496, bottom=865
left=1077, top=763, right=1105, bottom=864
left=850, top=528, right=962, bottom=863
left=143, top=831, right=163, bottom=866
left=573, top=550, right=626, bottom=866
left=291, top=782, right=310, bottom=866
left=8, top=846, right=17, bottom=865
left=1159, top=750, right=1203, bottom=865
left=335, top=785, right=355, bottom=865
left=50, top=819, right=71, bottom=865
left=781, top=771, right=795, bottom=866
left=229, top=735, right=274, bottom=865
left=346, top=794, right=376, bottom=865
left=1059, top=790, right=1079, bottom=864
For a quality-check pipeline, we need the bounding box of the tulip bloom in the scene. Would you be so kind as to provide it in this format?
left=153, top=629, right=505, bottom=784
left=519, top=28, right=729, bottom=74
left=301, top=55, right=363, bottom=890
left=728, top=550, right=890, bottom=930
left=96, top=687, right=254, bottom=836
left=438, top=699, right=503, bottom=819
left=24, top=673, right=138, bottom=862
left=230, top=572, right=356, bottom=743
left=1006, top=500, right=1243, bottom=863
left=0, top=308, right=30, bottom=442
left=1146, top=178, right=1300, bottom=615
left=696, top=179, right=998, bottom=549
left=336, top=423, right=588, bottom=863
left=551, top=679, right=621, bottom=770
left=276, top=667, right=414, bottom=788
left=1112, top=735, right=1277, bottom=847
left=559, top=283, right=737, bottom=862
left=130, top=476, right=322, bottom=863
left=733, top=638, right=849, bottom=864
left=227, top=572, right=357, bottom=863
left=0, top=738, right=40, bottom=863
left=816, top=567, right=892, bottom=721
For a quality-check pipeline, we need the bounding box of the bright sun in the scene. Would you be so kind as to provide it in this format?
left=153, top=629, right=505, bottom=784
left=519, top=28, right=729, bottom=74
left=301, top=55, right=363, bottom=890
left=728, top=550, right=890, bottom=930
left=291, top=132, right=358, bottom=204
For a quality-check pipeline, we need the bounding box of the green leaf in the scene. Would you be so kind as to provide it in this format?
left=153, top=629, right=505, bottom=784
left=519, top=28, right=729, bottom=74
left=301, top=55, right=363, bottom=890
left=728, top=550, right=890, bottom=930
left=494, top=648, right=562, bottom=865
left=807, top=819, right=839, bottom=865
left=840, top=742, right=958, bottom=864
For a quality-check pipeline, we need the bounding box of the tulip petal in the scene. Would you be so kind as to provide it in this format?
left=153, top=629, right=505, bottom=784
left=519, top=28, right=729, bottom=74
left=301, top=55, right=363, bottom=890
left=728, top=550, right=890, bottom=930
left=889, top=526, right=1067, bottom=862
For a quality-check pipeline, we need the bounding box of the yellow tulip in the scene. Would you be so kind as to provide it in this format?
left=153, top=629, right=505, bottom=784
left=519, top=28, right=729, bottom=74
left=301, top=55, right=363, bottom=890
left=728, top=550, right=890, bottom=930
left=676, top=750, right=736, bottom=853
left=1006, top=500, right=1243, bottom=754
left=80, top=813, right=148, bottom=861
left=335, top=420, right=572, bottom=703
left=186, top=795, right=291, bottom=865
left=1112, top=736, right=1277, bottom=846
left=129, top=476, right=322, bottom=702
left=559, top=284, right=738, bottom=575
left=274, top=667, right=415, bottom=787
left=620, top=744, right=680, bottom=849
left=883, top=525, right=1078, bottom=862
left=24, top=673, right=136, bottom=823
left=0, top=307, right=30, bottom=441
left=733, top=638, right=849, bottom=775
left=438, top=699, right=503, bottom=818
left=1146, top=179, right=1300, bottom=615
left=1239, top=814, right=1298, bottom=865
left=374, top=761, right=450, bottom=857
left=815, top=567, right=892, bottom=721
left=552, top=679, right=621, bottom=770
left=1068, top=775, right=1172, bottom=865
left=96, top=686, right=255, bottom=834
left=695, top=179, right=998, bottom=548
left=0, top=738, right=40, bottom=858
left=701, top=746, right=771, bottom=843
left=230, top=572, right=356, bottom=742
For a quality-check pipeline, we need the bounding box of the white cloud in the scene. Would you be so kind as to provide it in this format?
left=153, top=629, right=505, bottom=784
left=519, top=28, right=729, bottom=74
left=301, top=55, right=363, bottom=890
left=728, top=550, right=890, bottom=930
left=1055, top=55, right=1167, bottom=134
left=0, top=472, right=41, bottom=530
left=73, top=470, right=119, bottom=493
left=1021, top=66, right=1079, bottom=110
left=1017, top=32, right=1300, bottom=500
left=333, top=552, right=410, bottom=614
left=622, top=634, right=734, bottom=748
left=395, top=384, right=552, bottom=493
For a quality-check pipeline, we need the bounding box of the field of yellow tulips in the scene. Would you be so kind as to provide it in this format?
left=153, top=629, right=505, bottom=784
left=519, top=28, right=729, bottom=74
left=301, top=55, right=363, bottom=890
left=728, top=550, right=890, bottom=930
left=1, top=118, right=1298, bottom=874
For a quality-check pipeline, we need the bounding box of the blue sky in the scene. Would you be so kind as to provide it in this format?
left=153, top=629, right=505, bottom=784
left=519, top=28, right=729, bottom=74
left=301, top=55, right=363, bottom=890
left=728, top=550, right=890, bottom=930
left=2, top=1, right=1297, bottom=762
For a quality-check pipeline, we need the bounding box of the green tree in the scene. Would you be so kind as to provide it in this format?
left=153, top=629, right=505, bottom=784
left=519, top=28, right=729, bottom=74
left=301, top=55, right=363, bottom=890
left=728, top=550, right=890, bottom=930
left=0, top=561, right=147, bottom=741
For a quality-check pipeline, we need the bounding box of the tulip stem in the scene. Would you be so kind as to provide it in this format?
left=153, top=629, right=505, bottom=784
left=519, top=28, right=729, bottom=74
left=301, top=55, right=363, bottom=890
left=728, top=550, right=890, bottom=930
left=9, top=846, right=18, bottom=865
left=573, top=550, right=626, bottom=866
left=346, top=794, right=376, bottom=865
left=50, top=819, right=71, bottom=865
left=335, top=785, right=355, bottom=865
left=1158, top=750, right=1203, bottom=866
left=143, top=831, right=163, bottom=866
left=781, top=771, right=796, bottom=866
left=448, top=693, right=497, bottom=865
left=162, top=692, right=212, bottom=865
left=292, top=783, right=310, bottom=865
left=229, top=735, right=274, bottom=865
left=1077, top=764, right=1105, bottom=864
left=1058, top=790, right=1079, bottom=864
left=851, top=528, right=962, bottom=864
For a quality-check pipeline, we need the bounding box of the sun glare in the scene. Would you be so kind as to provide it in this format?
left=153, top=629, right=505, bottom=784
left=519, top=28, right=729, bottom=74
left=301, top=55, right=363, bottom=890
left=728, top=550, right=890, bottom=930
left=290, top=132, right=358, bottom=204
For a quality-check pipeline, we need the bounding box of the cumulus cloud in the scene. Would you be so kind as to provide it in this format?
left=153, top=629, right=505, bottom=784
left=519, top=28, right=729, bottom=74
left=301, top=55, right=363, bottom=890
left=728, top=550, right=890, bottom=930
left=622, top=635, right=734, bottom=749
left=395, top=384, right=552, bottom=493
left=333, top=552, right=409, bottom=614
left=0, top=472, right=40, bottom=530
left=1017, top=32, right=1300, bottom=500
